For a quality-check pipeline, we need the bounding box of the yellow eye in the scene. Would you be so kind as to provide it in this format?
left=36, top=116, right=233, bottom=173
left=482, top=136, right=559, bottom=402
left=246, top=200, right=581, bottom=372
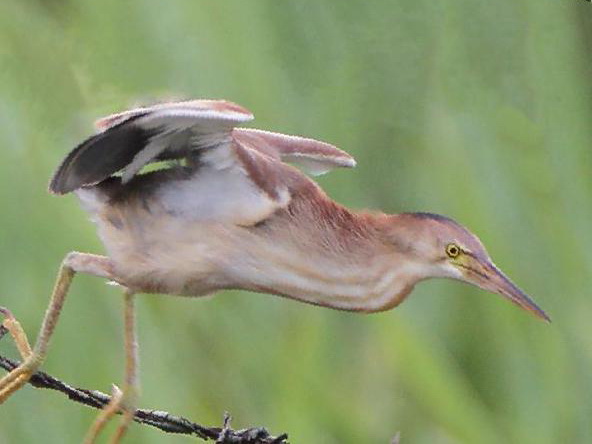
left=446, top=243, right=461, bottom=258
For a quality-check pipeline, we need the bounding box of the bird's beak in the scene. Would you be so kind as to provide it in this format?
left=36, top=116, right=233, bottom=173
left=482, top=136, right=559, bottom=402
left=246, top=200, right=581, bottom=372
left=459, top=258, right=550, bottom=322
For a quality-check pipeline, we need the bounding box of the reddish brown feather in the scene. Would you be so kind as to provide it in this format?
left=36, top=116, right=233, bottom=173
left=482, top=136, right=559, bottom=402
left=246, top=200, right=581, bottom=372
left=232, top=139, right=287, bottom=202
left=233, top=128, right=355, bottom=169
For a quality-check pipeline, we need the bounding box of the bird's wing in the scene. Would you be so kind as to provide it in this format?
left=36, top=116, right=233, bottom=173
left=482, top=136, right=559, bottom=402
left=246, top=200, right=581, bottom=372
left=49, top=100, right=357, bottom=214
left=49, top=100, right=254, bottom=194
left=232, top=128, right=356, bottom=175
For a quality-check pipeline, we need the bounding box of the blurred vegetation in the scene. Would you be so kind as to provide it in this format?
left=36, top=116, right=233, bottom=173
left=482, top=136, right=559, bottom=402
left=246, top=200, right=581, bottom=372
left=0, top=1, right=591, bottom=443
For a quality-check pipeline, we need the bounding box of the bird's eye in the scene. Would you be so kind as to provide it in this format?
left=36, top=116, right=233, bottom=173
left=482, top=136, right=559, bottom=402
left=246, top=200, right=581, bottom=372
left=446, top=243, right=461, bottom=258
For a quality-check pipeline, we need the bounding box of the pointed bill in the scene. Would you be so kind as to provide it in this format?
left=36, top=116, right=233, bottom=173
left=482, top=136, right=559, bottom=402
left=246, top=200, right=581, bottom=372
left=483, top=263, right=550, bottom=322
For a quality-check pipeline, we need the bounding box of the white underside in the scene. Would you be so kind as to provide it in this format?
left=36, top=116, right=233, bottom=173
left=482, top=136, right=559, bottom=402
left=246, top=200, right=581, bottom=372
left=92, top=212, right=414, bottom=311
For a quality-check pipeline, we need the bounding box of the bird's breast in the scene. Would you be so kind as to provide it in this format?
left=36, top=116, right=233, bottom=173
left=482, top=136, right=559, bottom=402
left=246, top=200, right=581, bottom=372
left=222, top=236, right=416, bottom=312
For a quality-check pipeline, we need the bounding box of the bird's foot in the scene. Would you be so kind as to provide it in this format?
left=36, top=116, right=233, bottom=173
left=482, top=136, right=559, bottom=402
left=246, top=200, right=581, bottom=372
left=84, top=383, right=138, bottom=444
left=0, top=307, right=40, bottom=403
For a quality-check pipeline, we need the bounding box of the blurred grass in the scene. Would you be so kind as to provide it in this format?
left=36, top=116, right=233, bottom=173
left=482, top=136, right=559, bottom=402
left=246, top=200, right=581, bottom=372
left=0, top=0, right=591, bottom=443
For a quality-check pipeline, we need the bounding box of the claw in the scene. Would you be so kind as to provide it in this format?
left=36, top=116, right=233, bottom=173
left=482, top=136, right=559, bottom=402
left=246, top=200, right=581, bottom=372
left=84, top=383, right=127, bottom=444
left=0, top=306, right=14, bottom=318
left=111, top=383, right=123, bottom=401
left=0, top=324, right=8, bottom=341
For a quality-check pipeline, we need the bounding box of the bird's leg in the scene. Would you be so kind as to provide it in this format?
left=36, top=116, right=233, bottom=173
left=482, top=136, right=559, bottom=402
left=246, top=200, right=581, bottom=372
left=113, top=290, right=139, bottom=443
left=84, top=289, right=139, bottom=444
left=0, top=307, right=33, bottom=360
left=0, top=308, right=34, bottom=397
left=0, top=252, right=114, bottom=403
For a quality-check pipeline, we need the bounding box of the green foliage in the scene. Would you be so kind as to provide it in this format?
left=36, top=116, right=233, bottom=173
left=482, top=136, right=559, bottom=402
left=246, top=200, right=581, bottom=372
left=0, top=1, right=590, bottom=442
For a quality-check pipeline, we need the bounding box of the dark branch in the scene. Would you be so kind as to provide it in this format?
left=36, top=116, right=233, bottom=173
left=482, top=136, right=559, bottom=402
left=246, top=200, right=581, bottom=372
left=0, top=328, right=288, bottom=443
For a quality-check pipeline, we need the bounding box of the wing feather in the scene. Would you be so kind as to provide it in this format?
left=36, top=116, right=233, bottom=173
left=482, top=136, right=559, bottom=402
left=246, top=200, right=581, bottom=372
left=232, top=128, right=356, bottom=175
left=49, top=100, right=253, bottom=194
left=49, top=114, right=153, bottom=194
left=50, top=100, right=356, bottom=206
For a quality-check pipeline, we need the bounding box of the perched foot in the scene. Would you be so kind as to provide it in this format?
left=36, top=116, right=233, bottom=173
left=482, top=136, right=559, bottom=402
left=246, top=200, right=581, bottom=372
left=83, top=384, right=138, bottom=444
left=0, top=357, right=40, bottom=403
left=0, top=307, right=40, bottom=403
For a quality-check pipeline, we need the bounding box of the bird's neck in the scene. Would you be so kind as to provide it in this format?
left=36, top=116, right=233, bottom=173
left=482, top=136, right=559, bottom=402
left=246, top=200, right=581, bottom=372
left=234, top=210, right=420, bottom=312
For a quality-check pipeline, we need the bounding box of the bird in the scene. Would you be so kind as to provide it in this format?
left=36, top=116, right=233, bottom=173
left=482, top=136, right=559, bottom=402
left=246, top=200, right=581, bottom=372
left=0, top=99, right=549, bottom=442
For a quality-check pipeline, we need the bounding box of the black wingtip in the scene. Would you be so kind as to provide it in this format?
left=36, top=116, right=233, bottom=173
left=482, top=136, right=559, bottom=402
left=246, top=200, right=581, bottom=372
left=48, top=114, right=152, bottom=195
left=47, top=179, right=68, bottom=195
left=48, top=158, right=79, bottom=195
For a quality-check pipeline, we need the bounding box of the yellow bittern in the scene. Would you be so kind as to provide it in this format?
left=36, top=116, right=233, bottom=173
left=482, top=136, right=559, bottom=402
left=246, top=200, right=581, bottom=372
left=0, top=99, right=549, bottom=442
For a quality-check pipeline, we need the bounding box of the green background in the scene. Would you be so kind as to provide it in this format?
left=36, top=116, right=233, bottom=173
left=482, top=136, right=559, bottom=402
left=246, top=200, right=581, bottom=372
left=1, top=1, right=591, bottom=443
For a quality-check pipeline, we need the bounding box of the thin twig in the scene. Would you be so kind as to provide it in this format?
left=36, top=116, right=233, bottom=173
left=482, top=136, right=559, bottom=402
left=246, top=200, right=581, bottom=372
left=0, top=338, right=288, bottom=443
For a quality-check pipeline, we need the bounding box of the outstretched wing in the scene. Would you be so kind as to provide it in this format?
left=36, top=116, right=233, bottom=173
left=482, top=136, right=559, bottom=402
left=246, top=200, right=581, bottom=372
left=49, top=100, right=253, bottom=194
left=49, top=100, right=357, bottom=211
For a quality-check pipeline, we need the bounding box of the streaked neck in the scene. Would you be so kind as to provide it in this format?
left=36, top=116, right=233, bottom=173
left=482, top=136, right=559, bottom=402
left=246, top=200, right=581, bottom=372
left=232, top=212, right=420, bottom=312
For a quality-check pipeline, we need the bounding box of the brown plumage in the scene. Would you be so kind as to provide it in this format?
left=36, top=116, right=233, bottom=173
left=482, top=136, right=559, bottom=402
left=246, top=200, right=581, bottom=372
left=48, top=99, right=548, bottom=318
left=0, top=99, right=549, bottom=442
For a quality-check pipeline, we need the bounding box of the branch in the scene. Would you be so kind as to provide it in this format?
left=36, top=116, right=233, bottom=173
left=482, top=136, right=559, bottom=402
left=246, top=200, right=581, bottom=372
left=0, top=326, right=288, bottom=443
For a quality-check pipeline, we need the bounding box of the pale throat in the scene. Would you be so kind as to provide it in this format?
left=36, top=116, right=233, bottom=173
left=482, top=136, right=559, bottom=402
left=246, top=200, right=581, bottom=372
left=225, top=211, right=430, bottom=312
left=232, top=239, right=419, bottom=313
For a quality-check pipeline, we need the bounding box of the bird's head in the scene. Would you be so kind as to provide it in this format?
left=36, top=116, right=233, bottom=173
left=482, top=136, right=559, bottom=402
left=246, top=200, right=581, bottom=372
left=388, top=212, right=549, bottom=321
